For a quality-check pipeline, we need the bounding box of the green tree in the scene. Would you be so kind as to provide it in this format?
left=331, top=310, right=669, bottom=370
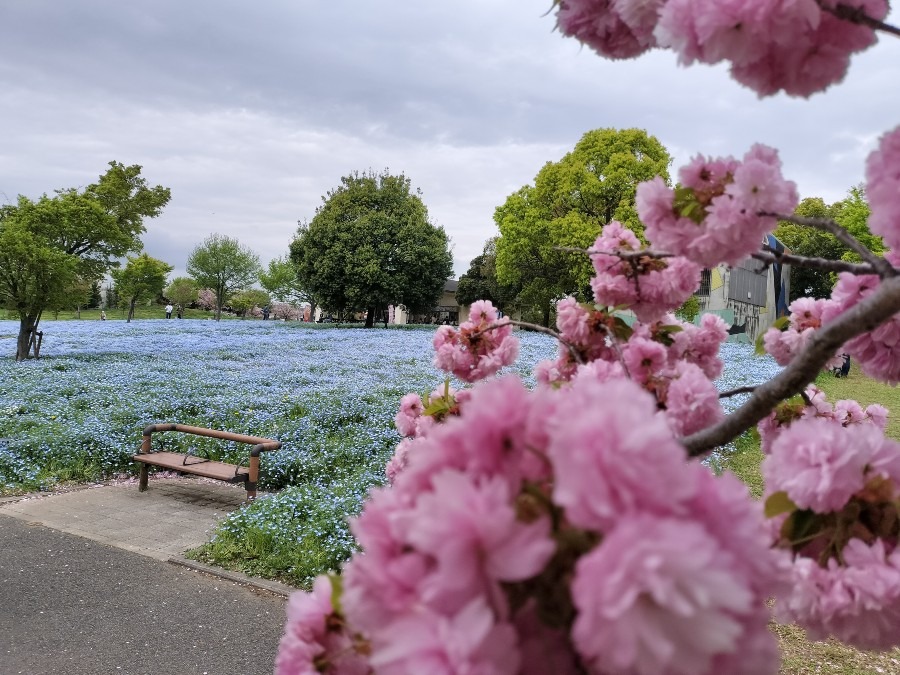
left=456, top=237, right=518, bottom=313
left=495, top=128, right=672, bottom=326
left=88, top=279, right=103, bottom=309
left=111, top=253, right=173, bottom=322
left=230, top=288, right=271, bottom=318
left=0, top=162, right=170, bottom=359
left=164, top=276, right=200, bottom=310
left=775, top=186, right=883, bottom=301
left=0, top=214, right=78, bottom=358
left=56, top=276, right=96, bottom=320
left=259, top=255, right=317, bottom=319
left=186, top=234, right=261, bottom=321
left=290, top=170, right=453, bottom=328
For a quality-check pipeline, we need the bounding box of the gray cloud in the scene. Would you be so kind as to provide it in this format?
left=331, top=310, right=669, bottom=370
left=1, top=1, right=897, bottom=279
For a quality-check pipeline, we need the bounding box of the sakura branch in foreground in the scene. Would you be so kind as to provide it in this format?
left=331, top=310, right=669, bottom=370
left=276, top=5, right=900, bottom=674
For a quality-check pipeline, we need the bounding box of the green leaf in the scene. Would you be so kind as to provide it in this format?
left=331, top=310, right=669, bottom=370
left=611, top=317, right=633, bottom=341
left=328, top=572, right=344, bottom=615
left=672, top=186, right=705, bottom=224
left=754, top=332, right=767, bottom=356
left=764, top=491, right=797, bottom=519
left=423, top=400, right=450, bottom=417
left=657, top=324, right=684, bottom=334
left=772, top=316, right=791, bottom=331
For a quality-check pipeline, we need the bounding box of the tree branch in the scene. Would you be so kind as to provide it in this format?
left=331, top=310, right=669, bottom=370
left=719, top=385, right=757, bottom=399
left=751, top=249, right=881, bottom=276
left=765, top=212, right=895, bottom=277
left=504, top=319, right=585, bottom=366
left=682, top=275, right=900, bottom=456
left=818, top=1, right=900, bottom=37
left=555, top=245, right=674, bottom=260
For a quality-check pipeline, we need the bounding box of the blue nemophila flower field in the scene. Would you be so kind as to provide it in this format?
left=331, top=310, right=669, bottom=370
left=0, top=319, right=779, bottom=585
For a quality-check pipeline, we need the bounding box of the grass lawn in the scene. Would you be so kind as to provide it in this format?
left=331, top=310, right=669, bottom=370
left=712, top=363, right=900, bottom=674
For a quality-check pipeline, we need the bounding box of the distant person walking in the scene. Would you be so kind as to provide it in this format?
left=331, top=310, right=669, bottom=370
left=176, top=304, right=183, bottom=319
left=165, top=304, right=173, bottom=319
left=100, top=310, right=107, bottom=321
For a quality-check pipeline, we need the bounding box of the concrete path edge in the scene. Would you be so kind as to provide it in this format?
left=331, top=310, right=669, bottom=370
left=168, top=555, right=297, bottom=598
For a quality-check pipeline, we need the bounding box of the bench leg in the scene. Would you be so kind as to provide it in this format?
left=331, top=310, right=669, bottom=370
left=138, top=464, right=149, bottom=492
left=246, top=455, right=260, bottom=501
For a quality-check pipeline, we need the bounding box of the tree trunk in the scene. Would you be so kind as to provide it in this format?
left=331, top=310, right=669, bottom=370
left=543, top=303, right=552, bottom=328
left=127, top=299, right=136, bottom=323
left=215, top=304, right=222, bottom=321
left=365, top=307, right=376, bottom=328
left=15, top=314, right=40, bottom=361
left=76, top=305, right=81, bottom=320
left=382, top=303, right=389, bottom=329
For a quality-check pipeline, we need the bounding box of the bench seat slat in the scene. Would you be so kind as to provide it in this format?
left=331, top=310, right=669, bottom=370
left=132, top=451, right=248, bottom=482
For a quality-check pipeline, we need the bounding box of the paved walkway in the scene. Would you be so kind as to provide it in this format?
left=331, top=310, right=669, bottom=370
left=0, top=477, right=299, bottom=674
left=1, top=478, right=250, bottom=561
left=0, top=515, right=287, bottom=675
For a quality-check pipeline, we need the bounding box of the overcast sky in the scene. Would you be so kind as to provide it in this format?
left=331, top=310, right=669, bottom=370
left=2, top=1, right=898, bottom=279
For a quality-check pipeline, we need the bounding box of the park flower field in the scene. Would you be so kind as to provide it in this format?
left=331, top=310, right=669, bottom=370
left=0, top=318, right=777, bottom=584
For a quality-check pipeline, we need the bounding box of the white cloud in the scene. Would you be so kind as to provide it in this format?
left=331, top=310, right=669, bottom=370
left=1, top=1, right=898, bottom=279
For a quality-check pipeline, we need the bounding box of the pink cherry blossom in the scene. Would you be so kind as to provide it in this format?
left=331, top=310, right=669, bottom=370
left=653, top=0, right=885, bottom=97
left=394, top=393, right=424, bottom=437
left=621, top=336, right=668, bottom=384
left=276, top=576, right=370, bottom=675
left=432, top=300, right=519, bottom=383
left=777, top=539, right=900, bottom=650
left=590, top=221, right=702, bottom=322
left=548, top=377, right=696, bottom=531
left=822, top=263, right=900, bottom=384
left=571, top=515, right=759, bottom=675
left=763, top=297, right=842, bottom=369
left=368, top=599, right=521, bottom=675
left=668, top=312, right=728, bottom=379
left=661, top=361, right=724, bottom=437
left=866, top=126, right=900, bottom=249
left=637, top=146, right=798, bottom=267
left=762, top=417, right=881, bottom=512
left=403, top=470, right=555, bottom=613
left=556, top=0, right=659, bottom=60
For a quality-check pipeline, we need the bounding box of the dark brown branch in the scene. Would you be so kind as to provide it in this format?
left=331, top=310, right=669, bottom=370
left=555, top=245, right=674, bottom=260
left=682, top=275, right=900, bottom=456
left=765, top=212, right=895, bottom=277
left=751, top=249, right=880, bottom=276
left=819, top=1, right=900, bottom=37
left=719, top=385, right=757, bottom=399
left=502, top=319, right=586, bottom=366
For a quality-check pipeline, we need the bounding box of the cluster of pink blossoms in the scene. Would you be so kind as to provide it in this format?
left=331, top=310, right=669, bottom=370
left=589, top=220, right=701, bottom=322
left=866, top=126, right=900, bottom=250
left=636, top=144, right=799, bottom=267
left=432, top=299, right=519, bottom=383
left=387, top=386, right=472, bottom=481
left=279, top=376, right=787, bottom=674
left=820, top=252, right=900, bottom=385
left=556, top=0, right=887, bottom=97
left=274, top=5, right=900, bottom=666
left=535, top=301, right=728, bottom=437
left=761, top=414, right=900, bottom=647
left=762, top=297, right=844, bottom=370
left=758, top=385, right=888, bottom=454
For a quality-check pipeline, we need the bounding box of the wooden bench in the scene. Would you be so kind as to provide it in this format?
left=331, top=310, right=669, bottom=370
left=133, top=423, right=281, bottom=500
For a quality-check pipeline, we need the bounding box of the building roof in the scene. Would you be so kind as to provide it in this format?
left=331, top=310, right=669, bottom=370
left=443, top=279, right=458, bottom=293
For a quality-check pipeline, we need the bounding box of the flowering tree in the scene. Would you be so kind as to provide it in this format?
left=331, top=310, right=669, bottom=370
left=276, top=3, right=900, bottom=673
left=196, top=288, right=217, bottom=312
